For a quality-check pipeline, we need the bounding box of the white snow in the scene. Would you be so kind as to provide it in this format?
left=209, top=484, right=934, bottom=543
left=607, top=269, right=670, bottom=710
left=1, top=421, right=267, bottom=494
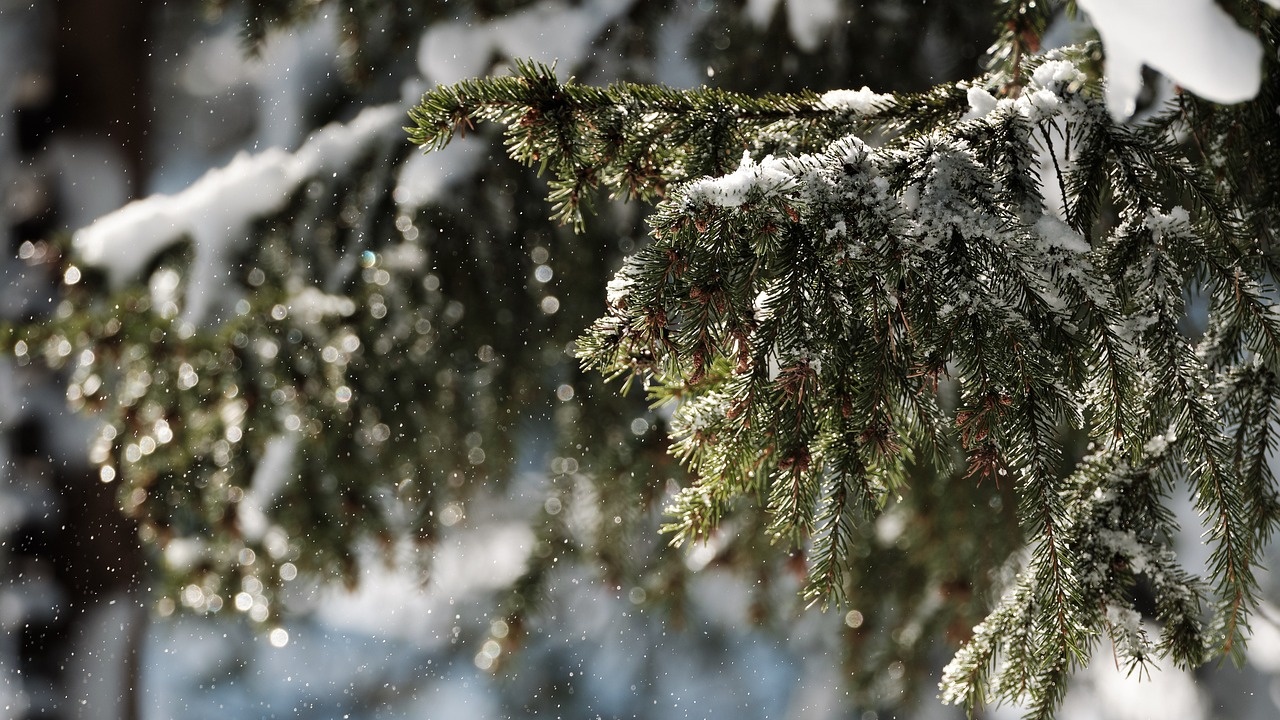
left=1023, top=89, right=1061, bottom=121
left=1105, top=602, right=1149, bottom=657
left=74, top=105, right=403, bottom=325
left=237, top=435, right=299, bottom=542
left=964, top=57, right=1086, bottom=125
left=1032, top=59, right=1086, bottom=92
left=1058, top=640, right=1207, bottom=720
left=745, top=0, right=783, bottom=30
left=313, top=525, right=534, bottom=643
left=293, top=104, right=403, bottom=178
left=1078, top=0, right=1265, bottom=119
left=416, top=0, right=636, bottom=85
left=395, top=136, right=485, bottom=210
left=153, top=13, right=339, bottom=193
left=783, top=0, right=841, bottom=53
left=744, top=0, right=840, bottom=53
left=286, top=286, right=357, bottom=325
left=684, top=151, right=797, bottom=207
left=605, top=274, right=635, bottom=306
left=1098, top=529, right=1150, bottom=574
left=74, top=0, right=712, bottom=329
left=820, top=87, right=892, bottom=114
left=163, top=537, right=209, bottom=573
left=417, top=19, right=496, bottom=86
left=1143, top=206, right=1193, bottom=243
left=1034, top=215, right=1090, bottom=254
left=489, top=0, right=633, bottom=69
left=965, top=86, right=999, bottom=119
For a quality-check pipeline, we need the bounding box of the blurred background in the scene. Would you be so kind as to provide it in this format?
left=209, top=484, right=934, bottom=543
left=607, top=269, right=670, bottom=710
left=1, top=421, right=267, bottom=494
left=3, top=1, right=1280, bottom=718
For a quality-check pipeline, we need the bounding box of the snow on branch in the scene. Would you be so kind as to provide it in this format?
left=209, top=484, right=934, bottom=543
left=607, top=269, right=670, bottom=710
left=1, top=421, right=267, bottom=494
left=1078, top=0, right=1269, bottom=118
left=74, top=106, right=404, bottom=324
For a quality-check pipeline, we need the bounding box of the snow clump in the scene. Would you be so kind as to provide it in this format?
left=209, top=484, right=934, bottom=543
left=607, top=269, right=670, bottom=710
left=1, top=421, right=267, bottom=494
left=1078, top=0, right=1267, bottom=119
left=683, top=151, right=797, bottom=207
left=1143, top=206, right=1193, bottom=243
left=963, top=58, right=1085, bottom=124
left=965, top=86, right=999, bottom=119
left=820, top=87, right=893, bottom=115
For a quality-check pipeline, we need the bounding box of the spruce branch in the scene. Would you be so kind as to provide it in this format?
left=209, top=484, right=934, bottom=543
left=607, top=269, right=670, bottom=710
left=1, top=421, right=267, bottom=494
left=985, top=0, right=1060, bottom=88
left=402, top=38, right=1280, bottom=718
left=410, top=61, right=915, bottom=227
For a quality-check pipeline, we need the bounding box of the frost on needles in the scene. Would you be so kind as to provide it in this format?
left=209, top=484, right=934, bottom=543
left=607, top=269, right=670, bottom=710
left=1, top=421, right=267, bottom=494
left=410, top=37, right=1280, bottom=717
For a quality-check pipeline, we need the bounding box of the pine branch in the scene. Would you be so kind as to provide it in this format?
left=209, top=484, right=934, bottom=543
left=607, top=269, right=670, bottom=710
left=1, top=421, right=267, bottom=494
left=548, top=49, right=1280, bottom=712
left=984, top=0, right=1061, bottom=86
left=410, top=61, right=916, bottom=227
left=1122, top=215, right=1258, bottom=661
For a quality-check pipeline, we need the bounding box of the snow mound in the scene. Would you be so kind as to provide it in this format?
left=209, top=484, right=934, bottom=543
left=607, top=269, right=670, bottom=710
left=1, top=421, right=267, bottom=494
left=820, top=87, right=893, bottom=114
left=1078, top=0, right=1265, bottom=119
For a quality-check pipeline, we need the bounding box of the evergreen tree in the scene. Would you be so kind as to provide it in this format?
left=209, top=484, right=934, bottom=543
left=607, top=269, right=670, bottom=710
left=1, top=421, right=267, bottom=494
left=7, top=0, right=1280, bottom=717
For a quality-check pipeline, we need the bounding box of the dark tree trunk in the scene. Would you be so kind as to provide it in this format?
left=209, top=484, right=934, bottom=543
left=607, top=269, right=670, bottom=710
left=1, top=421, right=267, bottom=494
left=8, top=1, right=159, bottom=719
left=52, top=0, right=157, bottom=188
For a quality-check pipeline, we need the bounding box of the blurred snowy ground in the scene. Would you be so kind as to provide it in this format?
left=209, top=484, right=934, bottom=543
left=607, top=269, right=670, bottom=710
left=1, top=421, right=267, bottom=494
left=143, top=562, right=811, bottom=719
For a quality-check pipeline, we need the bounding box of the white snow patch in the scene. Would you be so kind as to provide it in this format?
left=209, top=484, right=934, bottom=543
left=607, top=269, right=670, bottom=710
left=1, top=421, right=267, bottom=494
left=784, top=0, right=840, bottom=53
left=820, top=87, right=892, bottom=114
left=965, top=86, right=999, bottom=119
left=1247, top=602, right=1280, bottom=672
left=238, top=435, right=299, bottom=541
left=1058, top=636, right=1207, bottom=720
left=163, top=537, right=208, bottom=573
left=743, top=0, right=839, bottom=52
left=1143, top=206, right=1192, bottom=243
left=489, top=0, right=632, bottom=69
left=294, top=104, right=403, bottom=178
left=72, top=193, right=183, bottom=289
left=395, top=135, right=484, bottom=210
left=1034, top=215, right=1090, bottom=254
left=286, top=286, right=356, bottom=325
left=874, top=507, right=906, bottom=546
left=417, top=0, right=635, bottom=85
left=964, top=58, right=1086, bottom=126
left=1098, top=529, right=1150, bottom=574
left=1024, top=88, right=1060, bottom=120
left=315, top=524, right=533, bottom=642
left=75, top=105, right=403, bottom=325
left=1031, top=59, right=1085, bottom=92
left=605, top=274, right=635, bottom=306
left=745, top=0, right=782, bottom=29
left=1078, top=0, right=1264, bottom=119
left=417, top=19, right=496, bottom=86
left=684, top=151, right=796, bottom=207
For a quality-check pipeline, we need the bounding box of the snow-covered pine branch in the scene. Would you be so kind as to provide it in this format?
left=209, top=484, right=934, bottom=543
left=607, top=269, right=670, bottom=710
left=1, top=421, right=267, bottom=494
left=412, top=36, right=1280, bottom=715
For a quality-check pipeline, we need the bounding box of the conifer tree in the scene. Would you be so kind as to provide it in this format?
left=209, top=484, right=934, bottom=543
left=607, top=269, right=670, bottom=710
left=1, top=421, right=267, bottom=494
left=7, top=0, right=1280, bottom=717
